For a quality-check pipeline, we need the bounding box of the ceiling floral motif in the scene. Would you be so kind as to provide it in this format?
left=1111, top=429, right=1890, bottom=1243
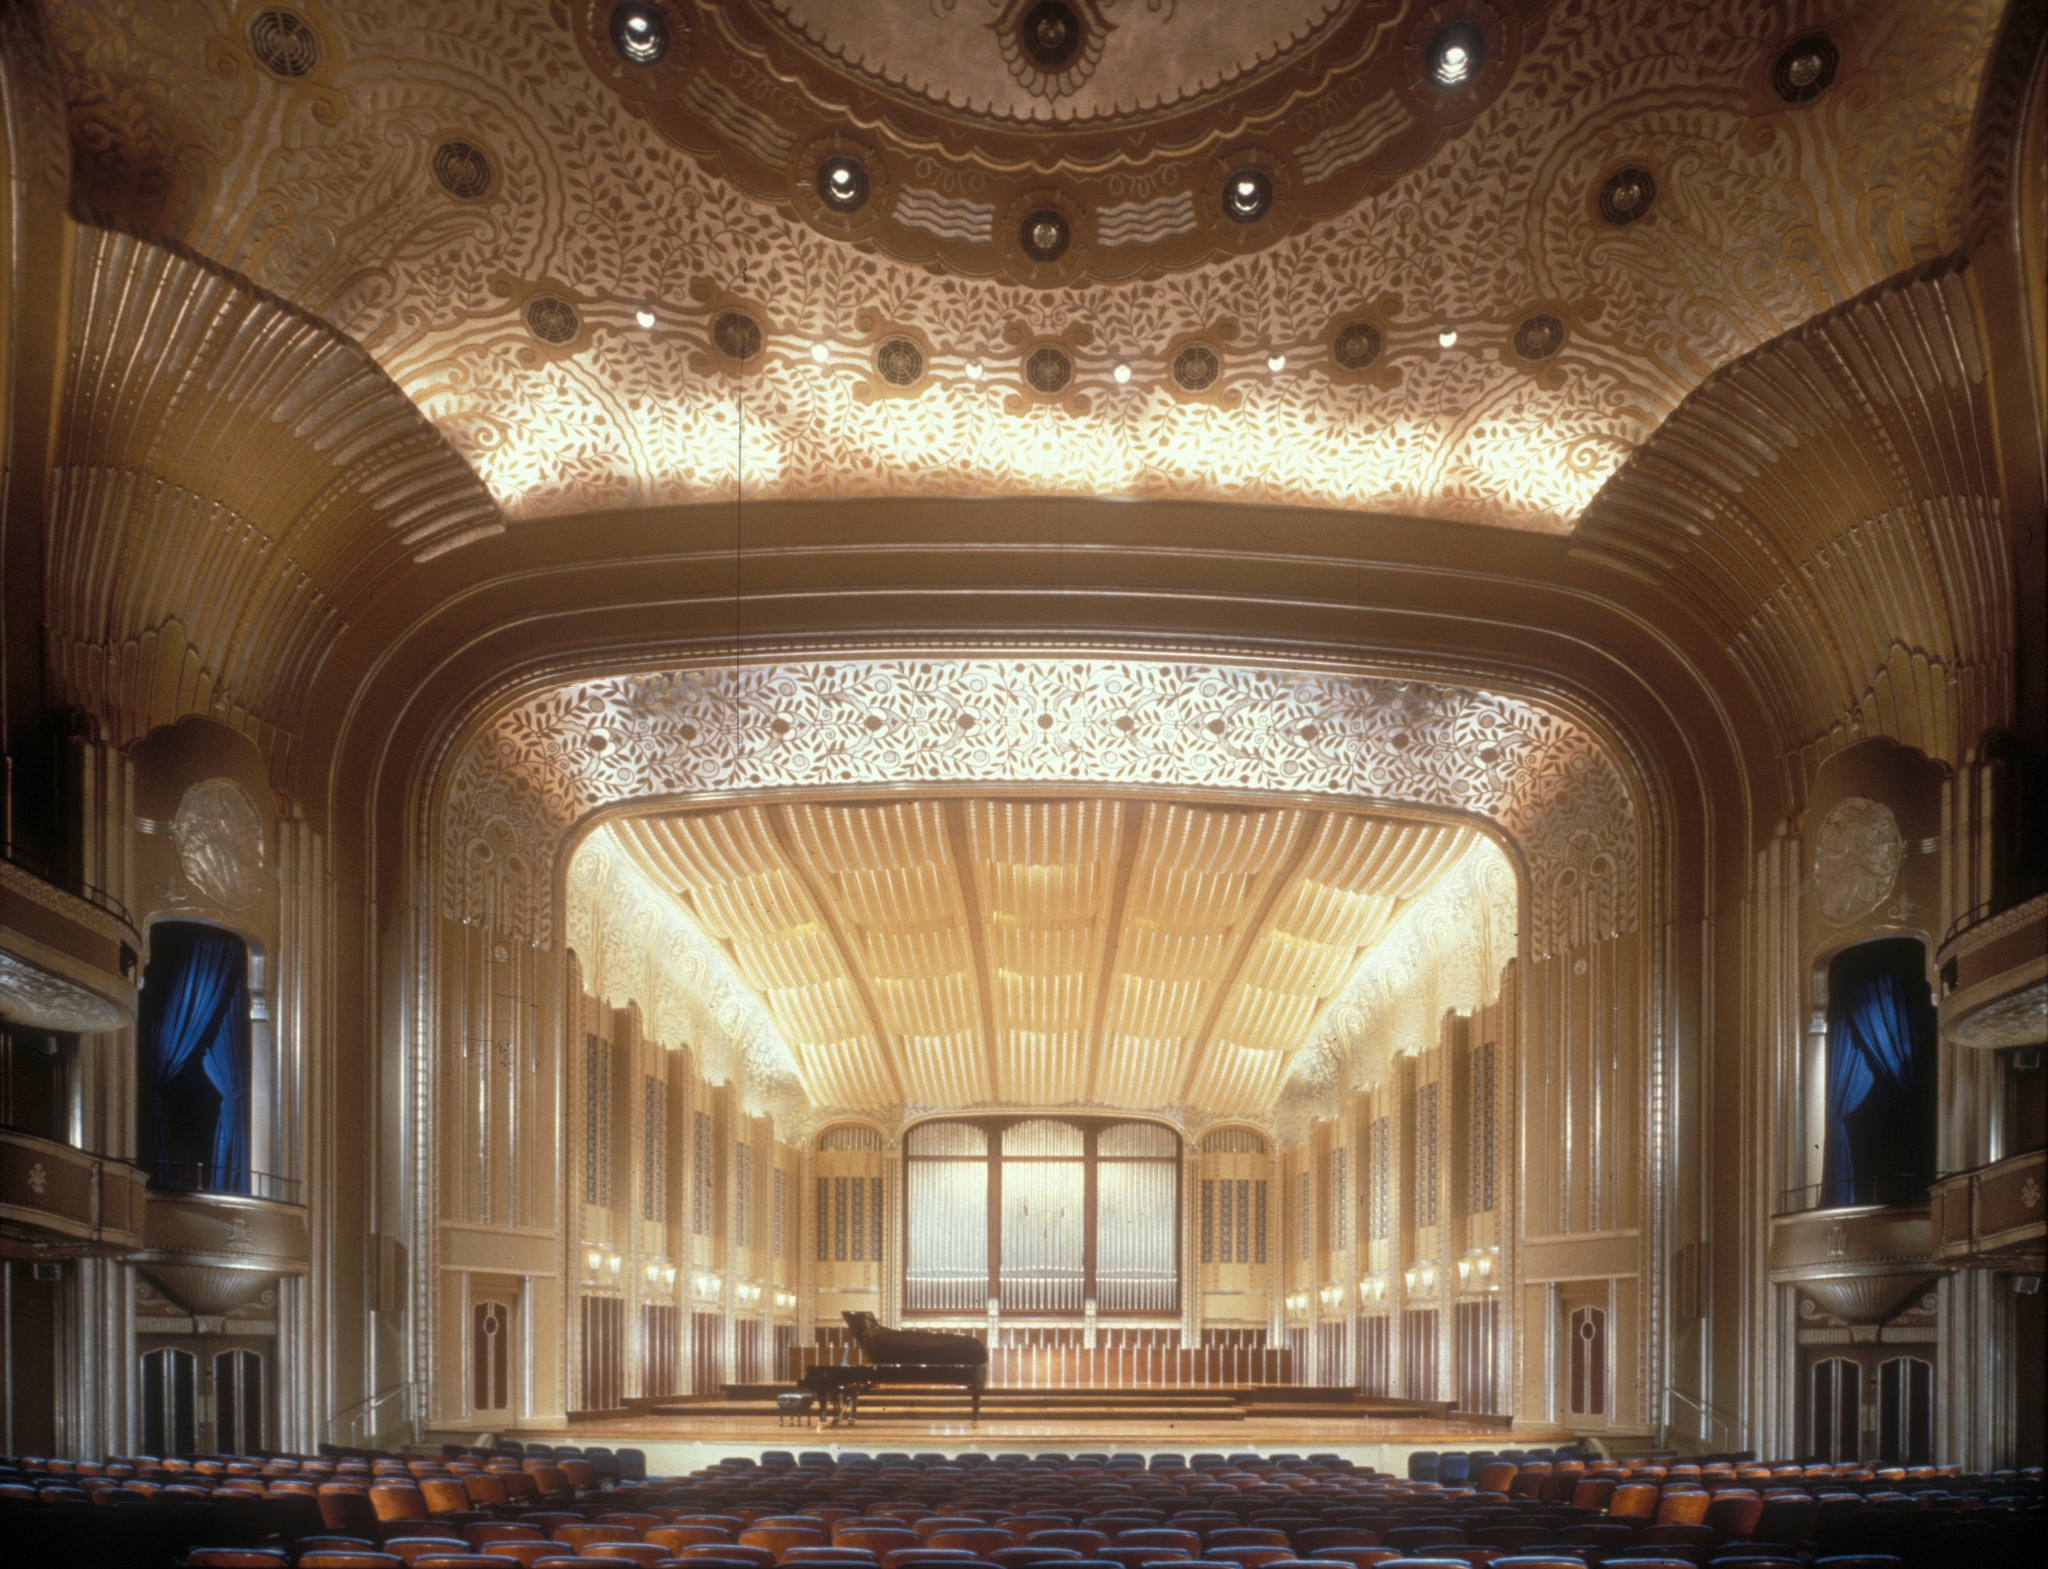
left=439, top=655, right=1640, bottom=960
left=44, top=0, right=1996, bottom=531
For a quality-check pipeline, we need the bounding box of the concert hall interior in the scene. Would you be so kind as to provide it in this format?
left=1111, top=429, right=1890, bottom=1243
left=0, top=0, right=2044, bottom=1565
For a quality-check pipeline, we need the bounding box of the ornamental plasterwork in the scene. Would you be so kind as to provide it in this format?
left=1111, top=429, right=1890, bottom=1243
left=0, top=948, right=129, bottom=1033
left=441, top=656, right=1639, bottom=958
left=1276, top=835, right=1517, bottom=1139
left=1951, top=981, right=2048, bottom=1050
left=46, top=0, right=1996, bottom=531
left=565, top=829, right=808, bottom=1121
left=1814, top=795, right=1905, bottom=927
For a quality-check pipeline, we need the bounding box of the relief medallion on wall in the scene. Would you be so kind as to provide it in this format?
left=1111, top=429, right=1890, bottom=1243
left=1813, top=795, right=1905, bottom=927
left=172, top=779, right=267, bottom=912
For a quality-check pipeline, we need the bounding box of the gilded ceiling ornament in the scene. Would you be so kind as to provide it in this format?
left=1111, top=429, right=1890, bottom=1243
left=1813, top=795, right=1905, bottom=927
left=46, top=1, right=1996, bottom=532
left=566, top=0, right=1512, bottom=285
left=172, top=778, right=268, bottom=911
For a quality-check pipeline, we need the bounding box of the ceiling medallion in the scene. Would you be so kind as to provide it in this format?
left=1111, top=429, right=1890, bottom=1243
left=1172, top=344, right=1222, bottom=393
left=874, top=337, right=925, bottom=388
left=247, top=9, right=321, bottom=79
left=1023, top=344, right=1074, bottom=396
left=569, top=0, right=1528, bottom=287
left=1329, top=319, right=1384, bottom=373
left=1020, top=208, right=1070, bottom=262
left=712, top=310, right=764, bottom=363
left=1596, top=165, right=1656, bottom=226
left=1773, top=34, right=1839, bottom=104
left=1512, top=313, right=1565, bottom=361
left=524, top=295, right=581, bottom=345
left=430, top=139, right=495, bottom=200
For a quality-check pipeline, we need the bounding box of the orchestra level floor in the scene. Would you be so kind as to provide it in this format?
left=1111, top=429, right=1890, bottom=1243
left=499, top=1405, right=1579, bottom=1479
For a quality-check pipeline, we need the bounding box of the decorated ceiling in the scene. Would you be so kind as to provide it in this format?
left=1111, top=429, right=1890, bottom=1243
left=50, top=0, right=1996, bottom=533
left=608, top=795, right=1475, bottom=1112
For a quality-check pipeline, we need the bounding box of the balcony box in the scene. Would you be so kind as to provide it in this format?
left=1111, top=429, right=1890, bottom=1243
left=0, top=1127, right=149, bottom=1257
left=0, top=858, right=138, bottom=1032
left=1930, top=1148, right=2046, bottom=1270
left=133, top=1183, right=309, bottom=1314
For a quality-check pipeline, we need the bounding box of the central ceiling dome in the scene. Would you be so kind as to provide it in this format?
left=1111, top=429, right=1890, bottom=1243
left=575, top=0, right=1520, bottom=284
left=760, top=0, right=1355, bottom=124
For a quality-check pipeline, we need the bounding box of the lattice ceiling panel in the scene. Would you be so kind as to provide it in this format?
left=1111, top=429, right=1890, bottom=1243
left=612, top=795, right=1487, bottom=1112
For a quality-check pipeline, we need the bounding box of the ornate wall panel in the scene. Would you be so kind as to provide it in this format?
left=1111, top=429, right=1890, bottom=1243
left=44, top=1, right=1999, bottom=531
left=440, top=656, right=1640, bottom=965
left=1574, top=257, right=2010, bottom=792
left=45, top=225, right=501, bottom=775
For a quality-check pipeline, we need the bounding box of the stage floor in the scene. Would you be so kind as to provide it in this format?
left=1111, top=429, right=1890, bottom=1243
left=499, top=1409, right=1576, bottom=1479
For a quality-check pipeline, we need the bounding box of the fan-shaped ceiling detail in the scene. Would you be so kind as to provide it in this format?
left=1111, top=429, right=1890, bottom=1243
left=613, top=798, right=1473, bottom=1113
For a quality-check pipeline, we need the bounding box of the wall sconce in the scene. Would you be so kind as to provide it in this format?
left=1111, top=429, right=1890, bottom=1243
left=1359, top=1275, right=1387, bottom=1304
left=586, top=1249, right=604, bottom=1277
left=1320, top=1284, right=1345, bottom=1312
left=662, top=1265, right=678, bottom=1290
left=645, top=1260, right=664, bottom=1285
left=1403, top=1266, right=1418, bottom=1292
left=607, top=1252, right=622, bottom=1279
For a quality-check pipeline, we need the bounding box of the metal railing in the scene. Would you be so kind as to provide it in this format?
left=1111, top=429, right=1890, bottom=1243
left=332, top=1380, right=415, bottom=1448
left=1941, top=879, right=2048, bottom=950
left=1776, top=1173, right=1929, bottom=1213
left=1666, top=1386, right=1738, bottom=1453
left=146, top=1162, right=304, bottom=1204
left=1, top=838, right=137, bottom=934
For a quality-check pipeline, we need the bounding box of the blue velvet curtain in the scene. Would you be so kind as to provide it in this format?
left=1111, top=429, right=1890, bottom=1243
left=1824, top=953, right=1927, bottom=1206
left=146, top=926, right=250, bottom=1193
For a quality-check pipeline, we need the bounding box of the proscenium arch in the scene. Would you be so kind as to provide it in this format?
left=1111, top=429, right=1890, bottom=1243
left=432, top=649, right=1648, bottom=962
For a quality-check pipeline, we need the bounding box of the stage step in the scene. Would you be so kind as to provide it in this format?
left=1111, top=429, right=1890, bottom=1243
left=672, top=1383, right=1448, bottom=1424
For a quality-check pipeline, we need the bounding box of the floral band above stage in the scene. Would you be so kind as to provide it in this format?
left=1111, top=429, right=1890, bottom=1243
left=446, top=656, right=1637, bottom=971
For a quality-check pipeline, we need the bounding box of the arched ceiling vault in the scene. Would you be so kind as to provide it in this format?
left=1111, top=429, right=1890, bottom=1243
left=600, top=795, right=1479, bottom=1114
left=48, top=0, right=1999, bottom=530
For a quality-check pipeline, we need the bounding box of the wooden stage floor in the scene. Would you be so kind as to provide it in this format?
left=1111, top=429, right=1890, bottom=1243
left=501, top=1405, right=1575, bottom=1479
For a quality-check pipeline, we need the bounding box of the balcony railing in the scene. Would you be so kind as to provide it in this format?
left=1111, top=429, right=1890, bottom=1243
left=1776, top=1173, right=1930, bottom=1214
left=146, top=1161, right=303, bottom=1204
left=1, top=838, right=136, bottom=933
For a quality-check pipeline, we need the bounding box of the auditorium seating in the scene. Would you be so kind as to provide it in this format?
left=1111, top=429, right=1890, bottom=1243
left=0, top=1448, right=2037, bottom=1569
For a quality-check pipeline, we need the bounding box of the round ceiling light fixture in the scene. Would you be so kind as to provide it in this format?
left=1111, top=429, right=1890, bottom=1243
left=1020, top=208, right=1071, bottom=263
left=1021, top=2, right=1082, bottom=68
left=1772, top=34, right=1838, bottom=103
left=1222, top=167, right=1274, bottom=225
left=1426, top=20, right=1485, bottom=89
left=609, top=4, right=669, bottom=66
left=816, top=155, right=869, bottom=213
left=1331, top=321, right=1383, bottom=371
left=1597, top=166, right=1656, bottom=225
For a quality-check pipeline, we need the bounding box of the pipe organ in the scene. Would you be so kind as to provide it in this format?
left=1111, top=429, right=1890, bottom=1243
left=903, top=1116, right=1180, bottom=1321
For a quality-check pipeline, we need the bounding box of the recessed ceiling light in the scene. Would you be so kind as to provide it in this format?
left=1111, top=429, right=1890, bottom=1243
left=816, top=155, right=869, bottom=214
left=1222, top=167, right=1274, bottom=225
left=1438, top=329, right=1458, bottom=348
left=609, top=4, right=668, bottom=67
left=1426, top=21, right=1485, bottom=89
left=1266, top=353, right=1287, bottom=372
left=965, top=360, right=984, bottom=381
left=810, top=342, right=830, bottom=364
left=635, top=308, right=656, bottom=330
left=1113, top=362, right=1131, bottom=384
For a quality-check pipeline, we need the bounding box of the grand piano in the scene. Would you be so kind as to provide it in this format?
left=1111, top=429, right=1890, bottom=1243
left=797, top=1311, right=988, bottom=1425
